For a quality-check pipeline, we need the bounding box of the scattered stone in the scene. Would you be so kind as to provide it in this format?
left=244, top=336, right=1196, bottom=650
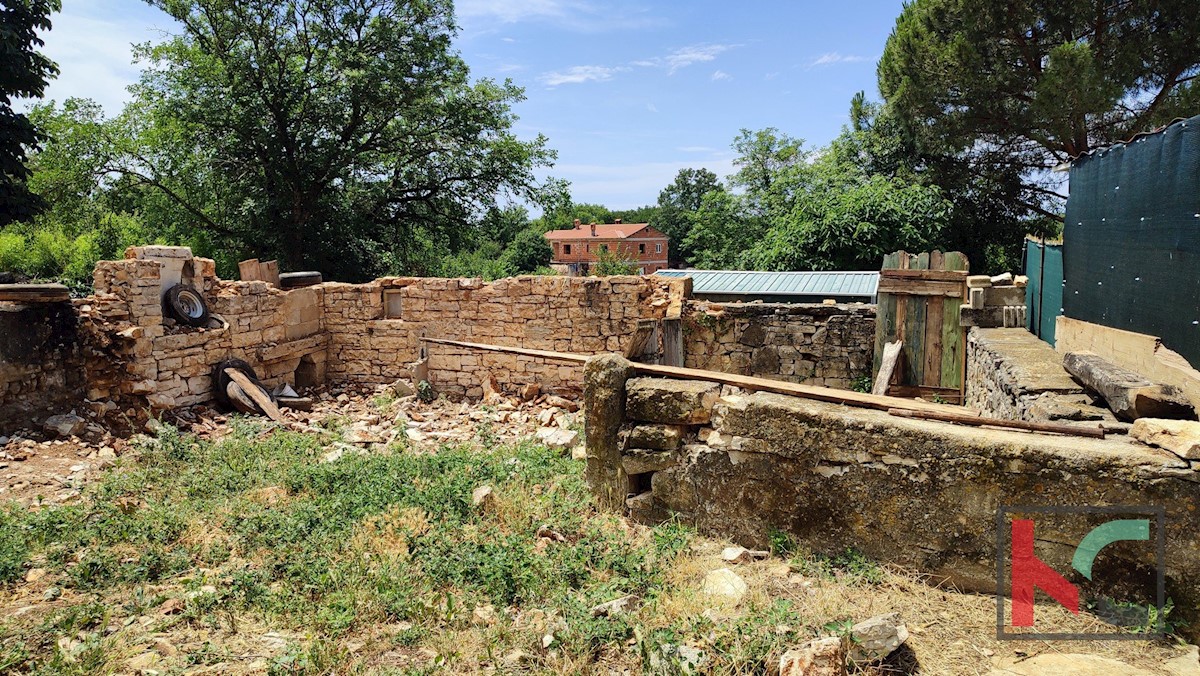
left=701, top=567, right=748, bottom=604
left=519, top=383, right=541, bottom=401
left=126, top=651, right=162, bottom=672
left=621, top=449, right=677, bottom=475
left=43, top=414, right=86, bottom=438
left=24, top=567, right=47, bottom=583
left=405, top=428, right=426, bottom=442
left=43, top=586, right=61, bottom=600
left=545, top=395, right=579, bottom=412
left=501, top=650, right=530, bottom=667
left=1131, top=418, right=1200, bottom=459
left=570, top=446, right=587, bottom=461
left=154, top=637, right=179, bottom=657
left=721, top=546, right=770, bottom=564
left=648, top=644, right=706, bottom=675
left=471, top=485, right=497, bottom=510
left=389, top=380, right=415, bottom=398
left=590, top=594, right=639, bottom=617
left=535, top=525, right=567, bottom=543
left=779, top=636, right=847, bottom=676
left=158, top=598, right=185, bottom=615
left=849, top=612, right=908, bottom=663
left=535, top=427, right=578, bottom=450
left=471, top=604, right=497, bottom=626
left=1163, top=644, right=1200, bottom=676
left=481, top=374, right=503, bottom=405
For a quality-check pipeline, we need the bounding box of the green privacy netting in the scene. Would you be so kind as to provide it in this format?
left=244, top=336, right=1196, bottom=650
left=1064, top=114, right=1200, bottom=367
left=1024, top=238, right=1063, bottom=346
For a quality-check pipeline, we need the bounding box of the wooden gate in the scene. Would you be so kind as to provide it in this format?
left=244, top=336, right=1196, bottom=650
left=873, top=250, right=969, bottom=402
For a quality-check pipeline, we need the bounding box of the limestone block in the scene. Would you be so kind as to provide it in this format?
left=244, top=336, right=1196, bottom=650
left=626, top=377, right=721, bottom=425
left=1131, top=418, right=1200, bottom=459
left=621, top=449, right=678, bottom=475
left=623, top=423, right=686, bottom=450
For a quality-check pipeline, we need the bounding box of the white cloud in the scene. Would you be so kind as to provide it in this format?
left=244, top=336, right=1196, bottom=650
left=810, top=52, right=870, bottom=67
left=501, top=37, right=517, bottom=43
left=34, top=4, right=178, bottom=115
left=711, top=70, right=731, bottom=81
left=647, top=103, right=658, bottom=113
left=662, top=44, right=733, bottom=74
left=456, top=0, right=663, bottom=32
left=539, top=65, right=625, bottom=86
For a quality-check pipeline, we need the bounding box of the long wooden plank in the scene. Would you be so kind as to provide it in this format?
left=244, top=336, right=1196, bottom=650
left=923, top=294, right=944, bottom=386
left=224, top=368, right=284, bottom=422
left=422, top=337, right=976, bottom=416
left=942, top=251, right=970, bottom=392
left=879, top=268, right=967, bottom=282
left=887, top=408, right=1105, bottom=439
left=238, top=259, right=262, bottom=281
left=876, top=278, right=965, bottom=296
left=905, top=252, right=929, bottom=386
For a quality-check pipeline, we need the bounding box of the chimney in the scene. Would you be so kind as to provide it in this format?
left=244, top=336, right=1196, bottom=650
left=590, top=223, right=597, bottom=237
left=614, top=218, right=622, bottom=224
left=574, top=219, right=582, bottom=229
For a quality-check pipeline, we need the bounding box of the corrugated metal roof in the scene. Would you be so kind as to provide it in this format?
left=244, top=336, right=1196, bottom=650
left=655, top=269, right=879, bottom=298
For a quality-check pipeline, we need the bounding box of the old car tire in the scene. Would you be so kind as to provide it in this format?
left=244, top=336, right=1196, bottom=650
left=212, top=358, right=265, bottom=409
left=165, top=284, right=210, bottom=327
left=279, top=271, right=323, bottom=289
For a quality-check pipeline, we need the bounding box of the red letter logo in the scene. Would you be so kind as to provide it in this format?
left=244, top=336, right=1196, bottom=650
left=1010, top=519, right=1079, bottom=626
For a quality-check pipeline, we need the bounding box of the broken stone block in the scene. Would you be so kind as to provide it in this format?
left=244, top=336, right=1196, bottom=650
left=982, top=285, right=1025, bottom=307
left=701, top=567, right=748, bottom=604
left=43, top=414, right=86, bottom=438
left=620, top=449, right=677, bottom=475
left=779, top=636, right=847, bottom=676
left=535, top=427, right=578, bottom=450
left=626, top=377, right=720, bottom=425
left=471, top=485, right=497, bottom=510
left=721, top=546, right=769, bottom=564
left=966, top=275, right=992, bottom=289
left=989, top=272, right=1013, bottom=285
left=624, top=423, right=685, bottom=450
left=519, top=383, right=540, bottom=401
left=849, top=612, right=908, bottom=663
left=1131, top=418, right=1200, bottom=459
left=590, top=594, right=639, bottom=618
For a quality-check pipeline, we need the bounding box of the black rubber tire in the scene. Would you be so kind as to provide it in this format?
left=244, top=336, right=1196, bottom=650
left=211, top=358, right=266, bottom=409
left=279, top=271, right=323, bottom=289
left=165, top=284, right=210, bottom=327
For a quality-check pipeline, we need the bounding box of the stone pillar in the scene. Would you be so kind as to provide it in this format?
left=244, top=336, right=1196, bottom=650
left=584, top=354, right=633, bottom=510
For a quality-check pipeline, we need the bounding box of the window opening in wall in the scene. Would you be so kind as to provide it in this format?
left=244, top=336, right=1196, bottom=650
left=655, top=242, right=663, bottom=254
left=383, top=289, right=404, bottom=318
left=639, top=243, right=646, bottom=254
left=563, top=244, right=571, bottom=254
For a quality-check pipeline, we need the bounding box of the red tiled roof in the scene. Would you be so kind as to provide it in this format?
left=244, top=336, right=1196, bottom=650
left=544, top=223, right=653, bottom=240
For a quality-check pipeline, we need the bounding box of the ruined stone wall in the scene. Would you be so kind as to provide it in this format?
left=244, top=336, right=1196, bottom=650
left=583, top=357, right=1200, bottom=631
left=0, top=300, right=85, bottom=432
left=965, top=327, right=1113, bottom=423
left=683, top=302, right=875, bottom=389
left=324, top=275, right=684, bottom=398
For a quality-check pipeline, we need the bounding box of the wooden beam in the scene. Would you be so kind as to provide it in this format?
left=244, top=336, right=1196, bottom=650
left=879, top=269, right=969, bottom=282
left=876, top=278, right=965, bottom=297
left=887, top=408, right=1105, bottom=439
left=873, top=341, right=903, bottom=396
left=238, top=258, right=262, bottom=281
left=1062, top=351, right=1195, bottom=421
left=1056, top=316, right=1200, bottom=414
left=224, top=368, right=284, bottom=421
left=420, top=338, right=974, bottom=416
left=624, top=319, right=656, bottom=360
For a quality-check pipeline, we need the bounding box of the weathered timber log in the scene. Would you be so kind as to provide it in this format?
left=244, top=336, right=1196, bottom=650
left=1063, top=351, right=1196, bottom=422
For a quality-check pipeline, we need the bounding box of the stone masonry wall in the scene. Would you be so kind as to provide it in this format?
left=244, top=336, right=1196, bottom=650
left=582, top=356, right=1200, bottom=634
left=683, top=301, right=875, bottom=389
left=0, top=300, right=85, bottom=432
left=965, top=327, right=1114, bottom=424
left=324, top=275, right=685, bottom=398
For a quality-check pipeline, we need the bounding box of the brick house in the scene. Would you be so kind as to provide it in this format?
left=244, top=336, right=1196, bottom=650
left=544, top=219, right=669, bottom=275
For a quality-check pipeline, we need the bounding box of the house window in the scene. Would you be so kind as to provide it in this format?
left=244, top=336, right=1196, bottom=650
left=639, top=243, right=646, bottom=254
left=655, top=242, right=663, bottom=254
left=554, top=243, right=560, bottom=255
left=599, top=244, right=608, bottom=253
left=383, top=290, right=404, bottom=318
left=563, top=244, right=571, bottom=254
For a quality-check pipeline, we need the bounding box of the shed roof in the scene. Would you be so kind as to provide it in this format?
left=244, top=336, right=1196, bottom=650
left=545, top=223, right=652, bottom=240
left=655, top=269, right=879, bottom=299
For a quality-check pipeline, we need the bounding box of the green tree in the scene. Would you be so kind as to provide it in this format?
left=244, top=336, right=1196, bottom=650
left=879, top=0, right=1200, bottom=219
left=501, top=228, right=552, bottom=274
left=592, top=245, right=638, bottom=276
left=0, top=0, right=60, bottom=227
left=681, top=188, right=756, bottom=269
left=117, top=0, right=558, bottom=279
left=656, top=167, right=719, bottom=266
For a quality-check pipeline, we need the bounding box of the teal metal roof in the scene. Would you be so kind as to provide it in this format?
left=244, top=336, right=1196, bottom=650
left=655, top=269, right=878, bottom=300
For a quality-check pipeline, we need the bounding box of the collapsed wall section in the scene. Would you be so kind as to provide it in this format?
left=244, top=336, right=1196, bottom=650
left=683, top=301, right=875, bottom=389
left=584, top=358, right=1200, bottom=629
left=0, top=299, right=85, bottom=431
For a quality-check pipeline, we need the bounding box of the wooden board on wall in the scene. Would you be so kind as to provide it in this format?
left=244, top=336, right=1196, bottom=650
left=873, top=250, right=969, bottom=395
left=1056, top=316, right=1200, bottom=413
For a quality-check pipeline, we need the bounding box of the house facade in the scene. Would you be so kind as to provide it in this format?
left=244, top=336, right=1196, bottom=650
left=545, top=219, right=669, bottom=275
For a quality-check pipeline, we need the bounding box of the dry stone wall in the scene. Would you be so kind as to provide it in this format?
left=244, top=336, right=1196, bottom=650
left=965, top=327, right=1114, bottom=423
left=583, top=355, right=1200, bottom=635
left=683, top=302, right=875, bottom=389
left=0, top=300, right=85, bottom=432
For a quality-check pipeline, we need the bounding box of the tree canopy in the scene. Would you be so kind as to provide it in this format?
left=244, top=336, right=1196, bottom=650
left=0, top=0, right=60, bottom=227
left=879, top=0, right=1200, bottom=219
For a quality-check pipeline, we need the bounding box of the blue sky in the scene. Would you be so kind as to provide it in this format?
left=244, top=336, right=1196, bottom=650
left=39, top=0, right=907, bottom=209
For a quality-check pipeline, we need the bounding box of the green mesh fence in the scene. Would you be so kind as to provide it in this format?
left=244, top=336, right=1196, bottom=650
left=1064, top=114, right=1200, bottom=366
left=1024, top=238, right=1063, bottom=346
